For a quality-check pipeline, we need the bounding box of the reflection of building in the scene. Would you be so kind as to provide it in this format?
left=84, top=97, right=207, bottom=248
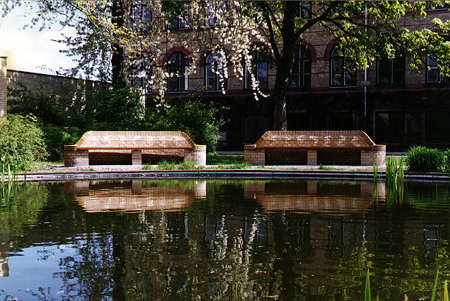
left=65, top=180, right=206, bottom=212
left=244, top=181, right=384, bottom=213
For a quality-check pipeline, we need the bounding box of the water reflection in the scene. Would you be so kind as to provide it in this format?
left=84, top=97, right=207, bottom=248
left=244, top=181, right=385, bottom=213
left=0, top=180, right=448, bottom=300
left=65, top=180, right=207, bottom=212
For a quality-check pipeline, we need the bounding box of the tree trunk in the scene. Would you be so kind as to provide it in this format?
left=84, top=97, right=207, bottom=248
left=111, top=0, right=126, bottom=89
left=271, top=1, right=298, bottom=130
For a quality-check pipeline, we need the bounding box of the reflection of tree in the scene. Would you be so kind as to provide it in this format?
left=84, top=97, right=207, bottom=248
left=3, top=180, right=449, bottom=300
left=0, top=183, right=48, bottom=237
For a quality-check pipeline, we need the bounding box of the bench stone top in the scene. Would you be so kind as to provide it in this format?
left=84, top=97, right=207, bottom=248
left=251, top=130, right=381, bottom=149
left=67, top=131, right=203, bottom=150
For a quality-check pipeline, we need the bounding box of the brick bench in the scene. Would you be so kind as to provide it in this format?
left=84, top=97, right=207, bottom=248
left=64, top=131, right=206, bottom=167
left=244, top=131, right=385, bottom=166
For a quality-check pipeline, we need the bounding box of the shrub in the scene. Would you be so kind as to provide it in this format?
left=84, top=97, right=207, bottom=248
left=41, top=123, right=82, bottom=161
left=0, top=115, right=47, bottom=170
left=406, top=146, right=444, bottom=172
left=144, top=94, right=223, bottom=153
left=443, top=149, right=450, bottom=173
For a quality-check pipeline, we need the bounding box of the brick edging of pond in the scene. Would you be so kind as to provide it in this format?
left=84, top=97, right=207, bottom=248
left=8, top=169, right=450, bottom=183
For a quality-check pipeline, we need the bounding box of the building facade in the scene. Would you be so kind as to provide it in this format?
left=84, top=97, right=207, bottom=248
left=139, top=4, right=450, bottom=151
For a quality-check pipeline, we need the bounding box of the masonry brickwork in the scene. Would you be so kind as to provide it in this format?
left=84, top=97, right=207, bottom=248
left=0, top=57, right=7, bottom=119
left=64, top=131, right=207, bottom=167
left=244, top=131, right=386, bottom=166
left=152, top=8, right=450, bottom=151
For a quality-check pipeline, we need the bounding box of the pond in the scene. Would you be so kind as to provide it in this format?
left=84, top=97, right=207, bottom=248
left=0, top=179, right=449, bottom=300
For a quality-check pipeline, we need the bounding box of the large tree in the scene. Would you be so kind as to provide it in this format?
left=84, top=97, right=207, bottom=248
left=2, top=0, right=450, bottom=129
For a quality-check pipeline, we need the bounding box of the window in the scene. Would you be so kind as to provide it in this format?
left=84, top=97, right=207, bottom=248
left=244, top=52, right=268, bottom=90
left=168, top=5, right=188, bottom=30
left=426, top=55, right=449, bottom=85
left=289, top=45, right=311, bottom=89
left=376, top=55, right=405, bottom=86
left=426, top=111, right=450, bottom=143
left=169, top=17, right=187, bottom=30
left=205, top=52, right=227, bottom=91
left=131, top=57, right=152, bottom=92
left=375, top=112, right=404, bottom=143
left=426, top=2, right=450, bottom=11
left=131, top=0, right=152, bottom=32
left=206, top=0, right=227, bottom=27
left=330, top=47, right=356, bottom=87
left=167, top=52, right=189, bottom=92
left=297, top=1, right=312, bottom=19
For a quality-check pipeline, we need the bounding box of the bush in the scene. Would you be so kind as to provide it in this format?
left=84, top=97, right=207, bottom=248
left=144, top=94, right=223, bottom=153
left=0, top=115, right=47, bottom=171
left=406, top=146, right=444, bottom=172
left=443, top=149, right=450, bottom=173
left=41, top=123, right=82, bottom=161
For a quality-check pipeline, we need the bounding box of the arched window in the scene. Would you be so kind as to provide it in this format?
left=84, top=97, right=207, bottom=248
left=205, top=52, right=227, bottom=91
left=330, top=47, right=356, bottom=87
left=376, top=54, right=405, bottom=86
left=167, top=52, right=188, bottom=92
left=244, top=52, right=268, bottom=90
left=289, top=45, right=311, bottom=89
left=426, top=55, right=449, bottom=85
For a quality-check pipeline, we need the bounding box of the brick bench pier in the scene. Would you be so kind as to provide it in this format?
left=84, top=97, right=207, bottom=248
left=244, top=131, right=385, bottom=166
left=64, top=131, right=206, bottom=167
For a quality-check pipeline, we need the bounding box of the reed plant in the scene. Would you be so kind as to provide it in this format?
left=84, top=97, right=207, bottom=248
left=372, top=161, right=379, bottom=182
left=385, top=157, right=405, bottom=203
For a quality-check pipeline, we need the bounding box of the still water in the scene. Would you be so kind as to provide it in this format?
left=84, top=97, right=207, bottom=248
left=0, top=179, right=449, bottom=300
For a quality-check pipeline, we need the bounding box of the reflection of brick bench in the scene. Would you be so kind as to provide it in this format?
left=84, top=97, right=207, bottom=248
left=244, top=131, right=385, bottom=166
left=64, top=131, right=206, bottom=167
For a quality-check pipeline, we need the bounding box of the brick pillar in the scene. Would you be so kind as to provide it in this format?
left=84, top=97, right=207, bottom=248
left=132, top=180, right=142, bottom=193
left=307, top=150, right=317, bottom=165
left=361, top=145, right=386, bottom=166
left=185, top=145, right=206, bottom=166
left=244, top=145, right=265, bottom=165
left=307, top=181, right=317, bottom=194
left=64, top=146, right=89, bottom=167
left=0, top=57, right=7, bottom=119
left=132, top=150, right=142, bottom=165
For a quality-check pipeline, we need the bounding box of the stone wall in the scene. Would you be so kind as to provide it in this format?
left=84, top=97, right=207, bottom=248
left=0, top=57, right=7, bottom=118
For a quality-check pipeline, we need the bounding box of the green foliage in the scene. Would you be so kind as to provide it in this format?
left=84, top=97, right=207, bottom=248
left=407, top=146, right=445, bottom=172
left=143, top=160, right=199, bottom=170
left=365, top=269, right=371, bottom=301
left=206, top=153, right=243, bottom=165
left=144, top=94, right=223, bottom=153
left=0, top=114, right=47, bottom=171
left=385, top=156, right=405, bottom=204
left=431, top=270, right=439, bottom=301
left=443, top=149, right=450, bottom=174
left=10, top=83, right=221, bottom=161
left=41, top=123, right=82, bottom=161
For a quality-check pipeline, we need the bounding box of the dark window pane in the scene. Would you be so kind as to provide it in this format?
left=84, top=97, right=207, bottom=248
left=375, top=112, right=404, bottom=143
left=167, top=52, right=188, bottom=92
left=289, top=46, right=311, bottom=88
left=426, top=111, right=450, bottom=142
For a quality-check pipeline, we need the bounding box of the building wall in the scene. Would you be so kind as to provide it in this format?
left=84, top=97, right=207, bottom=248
left=155, top=8, right=450, bottom=151
left=0, top=57, right=7, bottom=118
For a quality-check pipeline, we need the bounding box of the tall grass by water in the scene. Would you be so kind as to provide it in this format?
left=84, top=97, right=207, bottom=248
left=385, top=157, right=405, bottom=203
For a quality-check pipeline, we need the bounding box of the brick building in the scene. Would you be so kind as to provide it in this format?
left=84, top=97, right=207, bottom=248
left=138, top=4, right=450, bottom=151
